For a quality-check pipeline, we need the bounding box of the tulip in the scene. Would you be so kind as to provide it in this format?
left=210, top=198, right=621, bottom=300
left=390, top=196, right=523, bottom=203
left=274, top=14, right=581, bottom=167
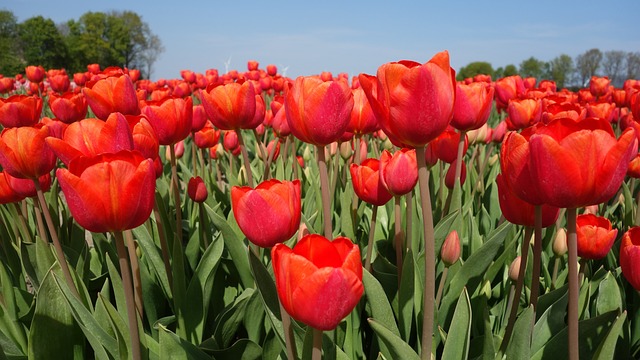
left=47, top=71, right=70, bottom=93
left=496, top=174, right=559, bottom=227
left=56, top=150, right=155, bottom=233
left=379, top=149, right=418, bottom=196
left=200, top=81, right=262, bottom=130
left=83, top=74, right=140, bottom=120
left=441, top=230, right=460, bottom=266
left=0, top=95, right=43, bottom=128
left=232, top=179, right=301, bottom=248
left=142, top=96, right=193, bottom=146
left=187, top=176, right=208, bottom=203
left=430, top=127, right=468, bottom=164
left=0, top=124, right=56, bottom=179
left=445, top=159, right=466, bottom=189
left=194, top=121, right=221, bottom=149
left=125, top=115, right=160, bottom=161
left=271, top=234, right=363, bottom=330
left=359, top=51, right=455, bottom=148
left=0, top=171, right=25, bottom=204
left=350, top=158, right=393, bottom=206
left=347, top=87, right=379, bottom=136
left=505, top=98, right=542, bottom=130
left=494, top=75, right=525, bottom=112
left=48, top=91, right=88, bottom=124
left=25, top=65, right=45, bottom=83
left=451, top=81, right=494, bottom=131
left=285, top=76, right=354, bottom=146
left=553, top=228, right=568, bottom=257
left=620, top=227, right=640, bottom=290
left=589, top=76, right=611, bottom=98
left=575, top=214, right=617, bottom=260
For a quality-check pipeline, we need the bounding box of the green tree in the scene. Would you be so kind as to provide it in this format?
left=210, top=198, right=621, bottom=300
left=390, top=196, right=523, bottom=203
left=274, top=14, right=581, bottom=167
left=0, top=10, right=24, bottom=76
left=575, top=48, right=603, bottom=87
left=548, top=54, right=574, bottom=89
left=494, top=64, right=518, bottom=78
left=518, top=56, right=547, bottom=80
left=18, top=16, right=69, bottom=70
left=456, top=61, right=494, bottom=81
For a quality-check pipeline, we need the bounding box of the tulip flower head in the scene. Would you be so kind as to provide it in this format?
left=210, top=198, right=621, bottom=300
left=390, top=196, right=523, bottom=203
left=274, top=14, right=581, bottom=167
left=576, top=214, right=617, bottom=260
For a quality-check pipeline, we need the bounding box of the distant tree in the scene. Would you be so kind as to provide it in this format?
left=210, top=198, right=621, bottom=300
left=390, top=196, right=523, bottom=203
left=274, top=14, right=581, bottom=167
left=519, top=56, right=548, bottom=79
left=0, top=10, right=23, bottom=76
left=601, top=50, right=626, bottom=87
left=503, top=64, right=518, bottom=77
left=140, top=34, right=164, bottom=79
left=626, top=52, right=640, bottom=80
left=18, top=16, right=69, bottom=70
left=548, top=54, right=574, bottom=89
left=575, top=48, right=603, bottom=87
left=456, top=61, right=494, bottom=81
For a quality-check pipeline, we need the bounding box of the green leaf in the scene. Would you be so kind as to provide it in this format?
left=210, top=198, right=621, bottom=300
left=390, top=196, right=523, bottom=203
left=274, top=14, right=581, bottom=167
left=158, top=325, right=211, bottom=360
left=202, top=339, right=262, bottom=360
left=205, top=203, right=253, bottom=289
left=363, top=270, right=400, bottom=337
left=595, top=271, right=622, bottom=316
left=398, top=249, right=415, bottom=341
left=592, top=311, right=626, bottom=360
left=213, top=289, right=253, bottom=348
left=132, top=225, right=172, bottom=302
left=441, top=287, right=471, bottom=360
left=505, top=305, right=534, bottom=360
left=171, top=226, right=188, bottom=340
left=531, top=288, right=569, bottom=354
left=368, top=319, right=420, bottom=360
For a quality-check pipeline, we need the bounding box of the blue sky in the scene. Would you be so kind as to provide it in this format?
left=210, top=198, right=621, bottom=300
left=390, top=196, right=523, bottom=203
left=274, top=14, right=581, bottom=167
left=7, top=1, right=640, bottom=80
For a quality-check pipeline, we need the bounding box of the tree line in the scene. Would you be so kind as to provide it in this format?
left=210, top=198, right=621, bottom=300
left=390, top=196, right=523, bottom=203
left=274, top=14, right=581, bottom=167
left=0, top=9, right=164, bottom=79
left=457, top=48, right=640, bottom=89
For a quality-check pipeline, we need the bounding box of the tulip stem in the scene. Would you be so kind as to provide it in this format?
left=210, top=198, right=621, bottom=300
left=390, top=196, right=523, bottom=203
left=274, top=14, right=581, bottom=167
left=238, top=131, right=254, bottom=188
left=14, top=202, right=35, bottom=244
left=153, top=202, right=174, bottom=290
left=394, top=196, right=403, bottom=287
left=125, top=230, right=144, bottom=318
left=635, top=190, right=640, bottom=226
left=34, top=181, right=80, bottom=300
left=169, top=144, right=184, bottom=245
left=567, top=208, right=579, bottom=360
left=199, top=203, right=209, bottom=249
left=279, top=301, right=297, bottom=360
left=406, top=191, right=413, bottom=254
left=191, top=133, right=198, bottom=177
left=114, top=231, right=142, bottom=360
left=264, top=138, right=278, bottom=181
left=454, top=130, right=466, bottom=186
left=32, top=199, right=47, bottom=243
left=416, top=146, right=435, bottom=360
left=499, top=226, right=533, bottom=356
left=365, top=206, right=378, bottom=273
left=530, top=206, right=543, bottom=314
left=551, top=256, right=561, bottom=289
left=291, top=138, right=299, bottom=180
left=312, top=328, right=323, bottom=360
left=435, top=266, right=449, bottom=308
left=316, top=145, right=333, bottom=239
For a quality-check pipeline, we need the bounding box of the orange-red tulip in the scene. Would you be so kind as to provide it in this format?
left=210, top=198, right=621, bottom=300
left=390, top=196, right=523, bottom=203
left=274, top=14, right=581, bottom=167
left=56, top=151, right=155, bottom=233
left=25, top=66, right=45, bottom=83
left=125, top=115, right=159, bottom=160
left=379, top=149, right=418, bottom=196
left=0, top=171, right=26, bottom=204
left=0, top=95, right=43, bottom=128
left=576, top=214, right=617, bottom=260
left=347, top=87, right=379, bottom=136
left=505, top=98, right=542, bottom=130
left=200, top=81, right=263, bottom=130
left=350, top=158, right=393, bottom=206
left=142, top=96, right=193, bottom=146
left=589, top=76, right=611, bottom=98
left=272, top=234, right=363, bottom=330
left=359, top=51, right=455, bottom=148
left=83, top=74, right=140, bottom=120
left=194, top=121, right=221, bottom=149
left=285, top=76, right=354, bottom=146
left=48, top=91, right=88, bottom=124
left=494, top=75, right=525, bottom=112
left=430, top=127, right=468, bottom=164
left=620, top=227, right=640, bottom=290
left=0, top=124, right=56, bottom=179
left=451, top=81, right=494, bottom=131
left=496, top=173, right=559, bottom=227
left=232, top=179, right=301, bottom=248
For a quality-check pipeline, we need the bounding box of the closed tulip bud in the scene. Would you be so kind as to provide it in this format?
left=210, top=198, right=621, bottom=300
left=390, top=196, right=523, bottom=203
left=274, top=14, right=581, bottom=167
left=272, top=234, right=363, bottom=330
left=441, top=230, right=460, bottom=266
left=445, top=159, right=466, bottom=189
left=188, top=176, right=208, bottom=203
left=620, top=227, right=640, bottom=290
left=451, top=81, right=494, bottom=131
left=576, top=214, right=617, bottom=260
left=223, top=130, right=239, bottom=152
left=509, top=256, right=522, bottom=282
left=340, top=141, right=353, bottom=160
left=166, top=140, right=185, bottom=159
left=553, top=228, right=568, bottom=257
left=583, top=205, right=599, bottom=215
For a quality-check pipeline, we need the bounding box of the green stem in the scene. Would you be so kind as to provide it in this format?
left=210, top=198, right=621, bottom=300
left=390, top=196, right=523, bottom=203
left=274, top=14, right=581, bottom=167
left=125, top=230, right=144, bottom=318
left=405, top=191, right=413, bottom=254
left=435, top=266, right=448, bottom=308
left=416, top=147, right=435, bottom=360
left=365, top=206, right=378, bottom=273
left=312, top=328, right=323, bottom=360
left=170, top=144, right=183, bottom=245
left=316, top=145, right=333, bottom=239
left=280, top=301, right=297, bottom=360
left=551, top=256, right=560, bottom=290
left=454, top=130, right=466, bottom=185
left=567, top=208, right=579, bottom=360
left=237, top=131, right=254, bottom=187
left=153, top=202, right=173, bottom=290
left=114, top=231, right=142, bottom=360
left=394, top=196, right=403, bottom=287
left=530, top=205, right=543, bottom=313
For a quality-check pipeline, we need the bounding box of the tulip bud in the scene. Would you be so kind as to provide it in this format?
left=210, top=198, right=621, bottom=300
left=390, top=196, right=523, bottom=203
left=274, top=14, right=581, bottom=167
left=441, top=230, right=461, bottom=266
left=509, top=256, right=521, bottom=282
left=302, top=146, right=313, bottom=163
left=583, top=205, right=598, bottom=215
left=188, top=176, right=208, bottom=203
left=340, top=141, right=353, bottom=160
left=553, top=228, right=567, bottom=257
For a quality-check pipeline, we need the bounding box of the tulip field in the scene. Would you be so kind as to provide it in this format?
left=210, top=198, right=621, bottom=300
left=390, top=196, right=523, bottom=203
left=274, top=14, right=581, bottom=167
left=2, top=51, right=640, bottom=360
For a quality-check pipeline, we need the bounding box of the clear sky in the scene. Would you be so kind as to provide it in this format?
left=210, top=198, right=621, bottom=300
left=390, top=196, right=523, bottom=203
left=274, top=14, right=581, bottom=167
left=6, top=0, right=640, bottom=80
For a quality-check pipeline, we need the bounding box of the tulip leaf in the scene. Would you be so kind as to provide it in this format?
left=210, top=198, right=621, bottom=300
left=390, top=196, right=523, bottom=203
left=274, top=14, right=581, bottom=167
left=441, top=287, right=471, bottom=360
left=592, top=311, right=626, bottom=360
left=595, top=271, right=622, bottom=316
left=106, top=255, right=128, bottom=322
left=398, top=249, right=415, bottom=340
left=531, top=287, right=569, bottom=354
left=28, top=264, right=84, bottom=360
left=201, top=338, right=262, bottom=360
left=363, top=270, right=400, bottom=337
left=158, top=324, right=211, bottom=360
left=530, top=310, right=617, bottom=360
left=367, top=319, right=420, bottom=360
left=622, top=182, right=634, bottom=227
left=132, top=225, right=173, bottom=302
left=212, top=288, right=253, bottom=348
left=505, top=305, right=534, bottom=360
left=205, top=203, right=254, bottom=289
left=439, top=221, right=513, bottom=325
left=433, top=210, right=462, bottom=253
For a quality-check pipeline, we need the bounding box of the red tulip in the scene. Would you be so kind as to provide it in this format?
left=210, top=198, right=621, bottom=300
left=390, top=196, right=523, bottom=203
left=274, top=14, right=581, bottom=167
left=496, top=173, right=559, bottom=227
left=0, top=78, right=15, bottom=94
left=25, top=66, right=45, bottom=83
left=541, top=102, right=585, bottom=124
left=232, top=179, right=301, bottom=247
left=194, top=121, right=221, bottom=149
left=620, top=227, right=640, bottom=290
left=142, top=96, right=193, bottom=146
left=589, top=76, right=611, bottom=98
left=46, top=113, right=134, bottom=166
left=6, top=172, right=51, bottom=198
left=192, top=104, right=208, bottom=132
left=285, top=76, right=354, bottom=146
left=350, top=158, right=393, bottom=206
left=0, top=95, right=43, bottom=128
left=47, top=70, right=70, bottom=93
left=505, top=98, right=542, bottom=130
left=0, top=125, right=56, bottom=179
left=379, top=149, right=418, bottom=196
left=271, top=234, right=363, bottom=330
left=575, top=214, right=617, bottom=260
left=494, top=75, right=525, bottom=112
left=125, top=114, right=159, bottom=160
left=430, top=127, right=468, bottom=164
left=359, top=51, right=455, bottom=148
left=347, top=87, right=379, bottom=136
left=48, top=91, right=88, bottom=124
left=451, top=81, right=494, bottom=131
left=200, top=81, right=262, bottom=130
left=0, top=171, right=25, bottom=204
left=441, top=230, right=460, bottom=266
left=445, top=159, right=466, bottom=189
left=187, top=176, right=208, bottom=203
left=83, top=74, right=140, bottom=120
left=56, top=151, right=155, bottom=233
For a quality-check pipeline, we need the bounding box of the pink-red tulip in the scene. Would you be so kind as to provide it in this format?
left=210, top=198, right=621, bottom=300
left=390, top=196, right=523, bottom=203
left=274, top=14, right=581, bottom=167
left=350, top=158, right=393, bottom=206
left=576, top=214, right=617, bottom=260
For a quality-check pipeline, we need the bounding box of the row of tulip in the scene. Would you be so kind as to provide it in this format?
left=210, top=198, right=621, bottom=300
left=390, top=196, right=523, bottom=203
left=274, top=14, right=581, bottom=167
left=0, top=50, right=640, bottom=360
